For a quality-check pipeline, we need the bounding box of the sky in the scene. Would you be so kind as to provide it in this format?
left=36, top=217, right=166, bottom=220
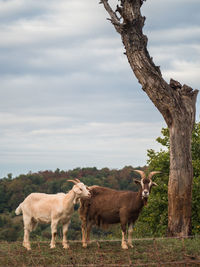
left=0, top=0, right=199, bottom=178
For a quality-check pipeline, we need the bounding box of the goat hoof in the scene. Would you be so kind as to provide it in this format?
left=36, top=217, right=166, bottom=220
left=128, top=243, right=133, bottom=248
left=121, top=244, right=128, bottom=250
left=23, top=243, right=31, bottom=250
left=82, top=243, right=88, bottom=248
left=63, top=244, right=70, bottom=249
left=50, top=245, right=56, bottom=249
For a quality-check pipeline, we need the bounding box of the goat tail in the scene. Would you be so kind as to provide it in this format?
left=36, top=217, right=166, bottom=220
left=15, top=204, right=22, bottom=215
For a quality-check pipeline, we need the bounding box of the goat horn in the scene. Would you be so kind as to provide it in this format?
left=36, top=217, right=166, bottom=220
left=75, top=178, right=81, bottom=183
left=148, top=171, right=161, bottom=180
left=67, top=180, right=77, bottom=184
left=133, top=178, right=141, bottom=184
left=134, top=170, right=146, bottom=180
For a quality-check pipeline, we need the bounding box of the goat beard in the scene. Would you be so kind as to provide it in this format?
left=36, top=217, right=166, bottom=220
left=143, top=197, right=148, bottom=206
left=73, top=196, right=80, bottom=204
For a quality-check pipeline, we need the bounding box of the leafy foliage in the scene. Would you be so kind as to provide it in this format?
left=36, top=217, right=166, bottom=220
left=134, top=122, right=200, bottom=236
left=0, top=166, right=140, bottom=241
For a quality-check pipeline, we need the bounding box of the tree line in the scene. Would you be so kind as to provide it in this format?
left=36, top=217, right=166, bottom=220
left=0, top=122, right=200, bottom=241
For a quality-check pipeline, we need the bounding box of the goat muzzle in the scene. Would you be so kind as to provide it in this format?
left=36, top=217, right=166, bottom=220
left=85, top=192, right=91, bottom=199
left=142, top=190, right=149, bottom=199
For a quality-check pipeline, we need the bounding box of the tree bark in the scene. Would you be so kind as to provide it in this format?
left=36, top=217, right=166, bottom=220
left=101, top=0, right=199, bottom=236
left=168, top=121, right=193, bottom=236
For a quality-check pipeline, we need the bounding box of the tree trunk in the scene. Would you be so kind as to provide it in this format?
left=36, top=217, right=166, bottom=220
left=168, top=117, right=193, bottom=236
left=101, top=0, right=199, bottom=236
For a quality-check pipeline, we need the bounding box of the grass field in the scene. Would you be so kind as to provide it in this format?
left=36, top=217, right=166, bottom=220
left=0, top=237, right=200, bottom=266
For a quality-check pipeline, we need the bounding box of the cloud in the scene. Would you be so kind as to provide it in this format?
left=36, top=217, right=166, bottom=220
left=0, top=0, right=48, bottom=23
left=0, top=0, right=111, bottom=40
left=163, top=60, right=200, bottom=86
left=142, top=0, right=200, bottom=30
left=148, top=43, right=200, bottom=87
left=0, top=0, right=199, bottom=177
left=0, top=117, right=163, bottom=175
left=147, top=27, right=200, bottom=46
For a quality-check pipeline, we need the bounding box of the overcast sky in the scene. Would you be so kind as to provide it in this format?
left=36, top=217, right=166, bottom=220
left=0, top=0, right=199, bottom=178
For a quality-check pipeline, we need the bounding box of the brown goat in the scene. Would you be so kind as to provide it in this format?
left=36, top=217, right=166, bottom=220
left=79, top=170, right=159, bottom=249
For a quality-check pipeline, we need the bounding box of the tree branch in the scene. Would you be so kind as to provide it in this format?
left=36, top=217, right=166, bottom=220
left=100, top=0, right=122, bottom=32
left=100, top=0, right=199, bottom=127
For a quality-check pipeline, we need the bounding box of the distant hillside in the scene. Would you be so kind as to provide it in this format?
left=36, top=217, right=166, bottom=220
left=0, top=166, right=144, bottom=241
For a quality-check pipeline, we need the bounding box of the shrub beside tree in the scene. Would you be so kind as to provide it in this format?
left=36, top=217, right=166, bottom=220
left=134, top=122, right=200, bottom=236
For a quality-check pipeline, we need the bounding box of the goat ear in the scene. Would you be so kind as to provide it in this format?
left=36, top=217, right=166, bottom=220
left=134, top=179, right=141, bottom=186
left=152, top=182, right=158, bottom=187
left=73, top=186, right=82, bottom=194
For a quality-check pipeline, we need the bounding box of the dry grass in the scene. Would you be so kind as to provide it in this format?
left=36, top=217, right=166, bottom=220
left=0, top=237, right=200, bottom=266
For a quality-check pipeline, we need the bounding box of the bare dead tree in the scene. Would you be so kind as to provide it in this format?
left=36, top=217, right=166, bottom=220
left=100, top=0, right=199, bottom=236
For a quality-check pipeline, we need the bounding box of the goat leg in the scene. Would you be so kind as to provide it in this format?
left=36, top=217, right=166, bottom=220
left=121, top=224, right=128, bottom=249
left=128, top=223, right=134, bottom=248
left=62, top=221, right=70, bottom=249
left=50, top=220, right=58, bottom=248
left=86, top=221, right=92, bottom=245
left=23, top=228, right=31, bottom=250
left=81, top=221, right=88, bottom=248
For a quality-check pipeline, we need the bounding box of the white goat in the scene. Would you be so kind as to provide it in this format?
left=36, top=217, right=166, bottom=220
left=15, top=179, right=91, bottom=250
